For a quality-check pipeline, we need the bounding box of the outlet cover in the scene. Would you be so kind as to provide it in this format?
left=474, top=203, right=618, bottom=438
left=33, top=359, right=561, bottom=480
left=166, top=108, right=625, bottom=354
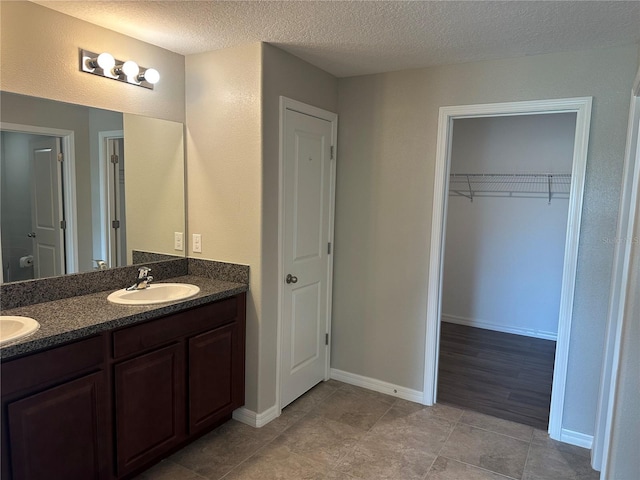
left=193, top=233, right=202, bottom=253
left=174, top=232, right=183, bottom=251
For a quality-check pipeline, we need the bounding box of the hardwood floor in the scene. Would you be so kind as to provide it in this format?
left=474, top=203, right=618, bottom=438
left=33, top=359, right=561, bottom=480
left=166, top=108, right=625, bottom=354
left=438, top=322, right=556, bottom=430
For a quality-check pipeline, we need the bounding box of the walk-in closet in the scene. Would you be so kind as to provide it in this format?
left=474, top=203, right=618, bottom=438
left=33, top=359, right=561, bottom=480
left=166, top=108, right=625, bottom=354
left=438, top=112, right=577, bottom=429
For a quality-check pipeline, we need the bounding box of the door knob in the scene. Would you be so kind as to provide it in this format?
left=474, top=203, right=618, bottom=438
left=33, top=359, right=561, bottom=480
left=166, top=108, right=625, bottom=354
left=27, top=232, right=36, bottom=238
left=286, top=274, right=298, bottom=284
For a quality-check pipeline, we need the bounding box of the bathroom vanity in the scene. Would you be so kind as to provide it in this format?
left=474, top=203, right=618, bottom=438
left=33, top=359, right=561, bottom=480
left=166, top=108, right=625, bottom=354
left=0, top=271, right=247, bottom=480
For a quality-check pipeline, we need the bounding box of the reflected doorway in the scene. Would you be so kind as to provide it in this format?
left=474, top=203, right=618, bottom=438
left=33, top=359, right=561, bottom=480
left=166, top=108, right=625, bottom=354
left=99, top=132, right=126, bottom=268
left=1, top=131, right=67, bottom=281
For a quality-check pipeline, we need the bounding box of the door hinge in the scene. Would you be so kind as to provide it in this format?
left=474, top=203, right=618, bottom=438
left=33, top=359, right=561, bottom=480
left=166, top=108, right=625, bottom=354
left=60, top=220, right=67, bottom=229
left=112, top=220, right=120, bottom=229
left=330, top=145, right=334, bottom=160
left=325, top=333, right=329, bottom=346
left=111, top=154, right=119, bottom=164
left=327, top=242, right=332, bottom=255
left=57, top=152, right=63, bottom=162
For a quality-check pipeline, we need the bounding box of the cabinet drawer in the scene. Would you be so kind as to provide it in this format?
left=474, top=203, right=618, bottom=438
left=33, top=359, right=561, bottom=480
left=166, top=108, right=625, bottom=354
left=112, top=296, right=238, bottom=359
left=1, top=335, right=104, bottom=397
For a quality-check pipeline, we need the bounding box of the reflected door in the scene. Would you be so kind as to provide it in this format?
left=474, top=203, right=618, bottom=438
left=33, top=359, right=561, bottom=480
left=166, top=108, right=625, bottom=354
left=29, top=137, right=65, bottom=278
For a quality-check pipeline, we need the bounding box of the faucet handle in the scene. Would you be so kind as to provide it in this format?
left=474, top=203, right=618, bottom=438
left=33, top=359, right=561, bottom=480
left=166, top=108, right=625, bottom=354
left=137, top=266, right=152, bottom=278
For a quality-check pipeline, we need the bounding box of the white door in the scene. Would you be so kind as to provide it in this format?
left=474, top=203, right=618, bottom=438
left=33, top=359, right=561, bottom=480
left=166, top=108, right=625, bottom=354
left=280, top=103, right=336, bottom=408
left=29, top=137, right=65, bottom=278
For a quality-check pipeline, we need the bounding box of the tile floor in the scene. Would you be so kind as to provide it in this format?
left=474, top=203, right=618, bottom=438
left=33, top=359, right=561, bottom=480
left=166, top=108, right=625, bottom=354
left=136, top=380, right=599, bottom=480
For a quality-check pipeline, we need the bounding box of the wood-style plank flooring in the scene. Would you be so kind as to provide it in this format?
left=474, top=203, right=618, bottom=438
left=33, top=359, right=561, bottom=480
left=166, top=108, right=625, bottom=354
left=438, top=322, right=556, bottom=430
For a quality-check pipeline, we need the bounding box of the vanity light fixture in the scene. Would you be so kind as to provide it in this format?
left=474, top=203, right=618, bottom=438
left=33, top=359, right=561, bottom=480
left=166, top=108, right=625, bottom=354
left=80, top=49, right=159, bottom=90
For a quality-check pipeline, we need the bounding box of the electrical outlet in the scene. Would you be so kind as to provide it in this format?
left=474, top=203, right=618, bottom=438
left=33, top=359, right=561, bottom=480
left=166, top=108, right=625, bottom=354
left=192, top=233, right=202, bottom=253
left=174, top=232, right=183, bottom=251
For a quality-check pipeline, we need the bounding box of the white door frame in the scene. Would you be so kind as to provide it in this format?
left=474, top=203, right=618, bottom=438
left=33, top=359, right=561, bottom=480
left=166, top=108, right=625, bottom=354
left=276, top=96, right=338, bottom=413
left=423, top=97, right=592, bottom=442
left=98, top=130, right=124, bottom=267
left=0, top=122, right=78, bottom=274
left=592, top=72, right=640, bottom=474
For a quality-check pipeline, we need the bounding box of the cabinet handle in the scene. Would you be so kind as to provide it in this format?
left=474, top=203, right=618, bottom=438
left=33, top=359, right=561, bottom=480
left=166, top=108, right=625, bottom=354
left=285, top=274, right=298, bottom=284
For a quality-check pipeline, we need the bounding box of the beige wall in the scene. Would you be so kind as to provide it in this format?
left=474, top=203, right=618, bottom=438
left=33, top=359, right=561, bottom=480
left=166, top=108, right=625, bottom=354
left=261, top=44, right=338, bottom=411
left=0, top=1, right=185, bottom=123
left=185, top=43, right=263, bottom=411
left=333, top=44, right=639, bottom=436
left=123, top=114, right=185, bottom=263
left=186, top=42, right=337, bottom=413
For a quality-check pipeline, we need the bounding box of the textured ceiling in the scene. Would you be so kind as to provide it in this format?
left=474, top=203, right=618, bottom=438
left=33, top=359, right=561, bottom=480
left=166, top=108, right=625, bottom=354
left=33, top=1, right=640, bottom=78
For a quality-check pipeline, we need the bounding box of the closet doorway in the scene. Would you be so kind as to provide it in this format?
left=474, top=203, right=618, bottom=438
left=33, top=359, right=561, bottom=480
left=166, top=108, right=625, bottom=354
left=423, top=98, right=592, bottom=441
left=439, top=113, right=575, bottom=430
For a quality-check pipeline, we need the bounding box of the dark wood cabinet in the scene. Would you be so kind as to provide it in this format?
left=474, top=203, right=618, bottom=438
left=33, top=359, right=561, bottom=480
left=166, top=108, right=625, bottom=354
left=1, top=336, right=108, bottom=480
left=111, top=293, right=246, bottom=477
left=1, top=292, right=246, bottom=480
left=114, top=343, right=185, bottom=476
left=189, top=323, right=236, bottom=433
left=7, top=372, right=108, bottom=480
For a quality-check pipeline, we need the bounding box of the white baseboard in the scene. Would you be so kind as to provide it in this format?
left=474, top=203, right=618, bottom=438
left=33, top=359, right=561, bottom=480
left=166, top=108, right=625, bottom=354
left=330, top=368, right=424, bottom=404
left=232, top=404, right=279, bottom=428
left=442, top=314, right=558, bottom=341
left=560, top=428, right=593, bottom=449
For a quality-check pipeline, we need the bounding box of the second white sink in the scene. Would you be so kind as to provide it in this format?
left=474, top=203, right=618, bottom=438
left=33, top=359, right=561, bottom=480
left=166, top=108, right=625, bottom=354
left=107, top=283, right=200, bottom=305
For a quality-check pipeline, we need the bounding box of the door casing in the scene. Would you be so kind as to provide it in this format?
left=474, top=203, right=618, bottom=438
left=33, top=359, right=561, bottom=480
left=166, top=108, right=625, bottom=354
left=0, top=122, right=78, bottom=278
left=423, top=97, right=593, bottom=443
left=98, top=130, right=125, bottom=267
left=276, top=96, right=338, bottom=414
left=592, top=77, right=640, bottom=475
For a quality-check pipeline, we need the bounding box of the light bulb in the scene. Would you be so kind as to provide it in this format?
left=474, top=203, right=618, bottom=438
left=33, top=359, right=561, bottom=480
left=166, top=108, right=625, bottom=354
left=121, top=60, right=139, bottom=78
left=142, top=68, right=160, bottom=84
left=96, top=52, right=115, bottom=70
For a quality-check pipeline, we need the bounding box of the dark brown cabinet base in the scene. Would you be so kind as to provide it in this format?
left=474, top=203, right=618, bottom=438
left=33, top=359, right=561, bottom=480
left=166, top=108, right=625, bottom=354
left=1, top=292, right=246, bottom=480
left=115, top=343, right=185, bottom=477
left=8, top=371, right=108, bottom=480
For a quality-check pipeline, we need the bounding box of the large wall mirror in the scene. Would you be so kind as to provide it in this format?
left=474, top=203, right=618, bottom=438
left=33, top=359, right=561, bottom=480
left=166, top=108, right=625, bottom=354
left=0, top=92, right=185, bottom=283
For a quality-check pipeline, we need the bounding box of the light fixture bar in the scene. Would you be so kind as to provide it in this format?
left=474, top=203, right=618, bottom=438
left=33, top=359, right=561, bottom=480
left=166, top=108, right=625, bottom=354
left=80, top=49, right=159, bottom=90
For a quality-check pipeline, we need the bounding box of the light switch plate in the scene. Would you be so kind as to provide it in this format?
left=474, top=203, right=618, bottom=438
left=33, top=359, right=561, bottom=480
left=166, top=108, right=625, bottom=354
left=192, top=233, right=202, bottom=253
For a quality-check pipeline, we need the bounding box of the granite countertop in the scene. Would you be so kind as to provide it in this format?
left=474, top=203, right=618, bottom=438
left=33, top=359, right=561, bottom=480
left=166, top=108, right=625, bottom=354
left=0, top=275, right=248, bottom=360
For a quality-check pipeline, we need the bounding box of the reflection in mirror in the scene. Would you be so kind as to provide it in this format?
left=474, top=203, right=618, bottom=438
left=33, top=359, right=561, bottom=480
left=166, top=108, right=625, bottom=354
left=0, top=92, right=185, bottom=283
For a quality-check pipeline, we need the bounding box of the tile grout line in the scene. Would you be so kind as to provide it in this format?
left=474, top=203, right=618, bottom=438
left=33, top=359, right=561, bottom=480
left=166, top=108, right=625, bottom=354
left=456, top=420, right=534, bottom=443
left=421, top=405, right=465, bottom=479
left=216, top=429, right=283, bottom=480
left=521, top=428, right=536, bottom=480
left=435, top=455, right=520, bottom=480
left=221, top=382, right=361, bottom=479
left=214, top=395, right=326, bottom=480
left=432, top=407, right=532, bottom=480
left=330, top=391, right=400, bottom=474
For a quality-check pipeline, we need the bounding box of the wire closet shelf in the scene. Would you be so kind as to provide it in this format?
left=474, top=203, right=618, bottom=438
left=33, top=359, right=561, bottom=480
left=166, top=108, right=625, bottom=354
left=448, top=173, right=572, bottom=204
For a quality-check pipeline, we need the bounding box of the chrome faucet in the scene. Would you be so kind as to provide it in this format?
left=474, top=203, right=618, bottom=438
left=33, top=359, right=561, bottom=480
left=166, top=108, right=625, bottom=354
left=126, top=266, right=154, bottom=291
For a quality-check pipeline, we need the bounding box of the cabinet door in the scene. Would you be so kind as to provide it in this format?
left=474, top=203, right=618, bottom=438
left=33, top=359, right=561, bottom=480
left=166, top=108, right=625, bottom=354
left=114, top=343, right=184, bottom=476
left=7, top=371, right=107, bottom=480
left=188, top=323, right=238, bottom=433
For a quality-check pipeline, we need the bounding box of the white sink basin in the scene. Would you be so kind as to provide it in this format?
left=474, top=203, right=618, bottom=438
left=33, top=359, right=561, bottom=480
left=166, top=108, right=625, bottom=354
left=0, top=316, right=40, bottom=345
left=107, top=283, right=200, bottom=305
